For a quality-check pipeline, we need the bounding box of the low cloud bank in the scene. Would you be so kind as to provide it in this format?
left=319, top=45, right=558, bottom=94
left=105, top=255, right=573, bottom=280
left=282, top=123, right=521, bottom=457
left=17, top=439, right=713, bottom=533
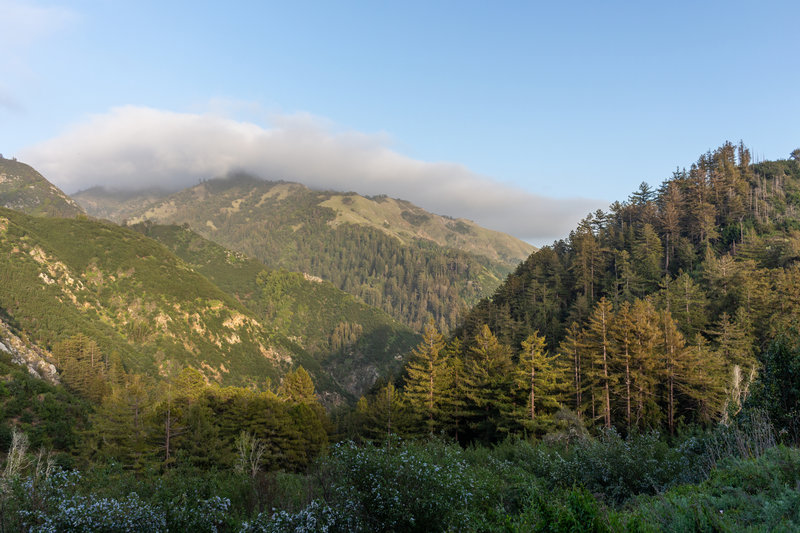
left=20, top=106, right=602, bottom=244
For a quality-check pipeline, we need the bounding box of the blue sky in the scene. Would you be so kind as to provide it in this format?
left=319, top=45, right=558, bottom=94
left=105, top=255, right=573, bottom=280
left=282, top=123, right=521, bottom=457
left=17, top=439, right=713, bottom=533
left=1, top=1, right=798, bottom=244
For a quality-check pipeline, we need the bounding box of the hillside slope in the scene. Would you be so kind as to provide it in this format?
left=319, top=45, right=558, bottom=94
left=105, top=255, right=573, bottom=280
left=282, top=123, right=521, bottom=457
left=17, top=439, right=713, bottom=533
left=131, top=222, right=420, bottom=400
left=74, top=175, right=534, bottom=331
left=0, top=207, right=293, bottom=387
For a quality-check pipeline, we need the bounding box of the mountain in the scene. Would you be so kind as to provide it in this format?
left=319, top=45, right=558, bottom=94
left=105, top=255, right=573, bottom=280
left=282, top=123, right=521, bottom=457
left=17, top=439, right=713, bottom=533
left=0, top=159, right=423, bottom=404
left=456, top=145, right=800, bottom=354
left=0, top=156, right=84, bottom=217
left=74, top=175, right=535, bottom=331
left=0, top=206, right=416, bottom=403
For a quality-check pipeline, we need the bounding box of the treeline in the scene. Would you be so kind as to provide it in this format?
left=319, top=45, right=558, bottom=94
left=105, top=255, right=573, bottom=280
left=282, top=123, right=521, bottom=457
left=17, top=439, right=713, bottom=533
left=349, top=144, right=800, bottom=442
left=40, top=332, right=331, bottom=472
left=79, top=364, right=330, bottom=472
left=345, top=314, right=739, bottom=444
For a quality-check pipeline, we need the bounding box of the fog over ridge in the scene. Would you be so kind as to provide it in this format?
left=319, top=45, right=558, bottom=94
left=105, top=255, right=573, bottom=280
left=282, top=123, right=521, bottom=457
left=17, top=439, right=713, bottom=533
left=20, top=106, right=602, bottom=245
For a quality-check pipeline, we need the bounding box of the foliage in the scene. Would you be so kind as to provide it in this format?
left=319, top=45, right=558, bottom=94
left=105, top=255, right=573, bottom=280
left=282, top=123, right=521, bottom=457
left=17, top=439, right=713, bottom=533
left=749, top=330, right=800, bottom=443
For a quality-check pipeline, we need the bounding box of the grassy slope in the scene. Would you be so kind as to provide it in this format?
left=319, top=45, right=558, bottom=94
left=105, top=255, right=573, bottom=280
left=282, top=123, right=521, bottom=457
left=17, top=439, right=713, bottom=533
left=319, top=193, right=534, bottom=265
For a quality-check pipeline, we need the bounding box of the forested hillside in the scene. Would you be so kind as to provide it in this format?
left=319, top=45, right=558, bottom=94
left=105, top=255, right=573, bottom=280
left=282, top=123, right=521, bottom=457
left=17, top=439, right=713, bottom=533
left=74, top=176, right=534, bottom=331
left=130, top=222, right=419, bottom=401
left=349, top=143, right=800, bottom=443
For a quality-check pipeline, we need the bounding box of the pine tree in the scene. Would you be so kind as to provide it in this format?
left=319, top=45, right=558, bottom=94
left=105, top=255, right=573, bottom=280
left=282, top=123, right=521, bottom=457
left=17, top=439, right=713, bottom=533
left=440, top=337, right=467, bottom=442
left=462, top=325, right=513, bottom=442
left=88, top=375, right=152, bottom=470
left=660, top=308, right=686, bottom=434
left=511, top=331, right=562, bottom=434
left=628, top=299, right=662, bottom=429
left=559, top=322, right=586, bottom=419
left=610, top=301, right=635, bottom=432
left=583, top=298, right=615, bottom=428
left=403, top=320, right=449, bottom=436
left=279, top=366, right=317, bottom=403
left=362, top=383, right=407, bottom=443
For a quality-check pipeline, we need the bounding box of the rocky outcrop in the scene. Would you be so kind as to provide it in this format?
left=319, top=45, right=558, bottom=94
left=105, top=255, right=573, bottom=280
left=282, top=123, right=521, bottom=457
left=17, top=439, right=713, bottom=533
left=0, top=319, right=60, bottom=385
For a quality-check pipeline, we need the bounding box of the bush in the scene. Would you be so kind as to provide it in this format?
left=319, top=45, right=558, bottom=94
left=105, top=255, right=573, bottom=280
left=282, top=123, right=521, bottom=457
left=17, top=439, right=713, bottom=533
left=247, top=439, right=476, bottom=532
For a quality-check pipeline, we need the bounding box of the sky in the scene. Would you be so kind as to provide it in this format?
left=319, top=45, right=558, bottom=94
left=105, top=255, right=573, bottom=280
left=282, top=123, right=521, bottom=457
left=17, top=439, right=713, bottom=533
left=1, top=1, right=799, bottom=246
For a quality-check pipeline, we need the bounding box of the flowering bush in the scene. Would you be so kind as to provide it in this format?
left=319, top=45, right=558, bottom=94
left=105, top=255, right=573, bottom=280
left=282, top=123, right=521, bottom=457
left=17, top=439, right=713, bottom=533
left=245, top=439, right=475, bottom=532
left=241, top=499, right=360, bottom=533
left=13, top=468, right=232, bottom=533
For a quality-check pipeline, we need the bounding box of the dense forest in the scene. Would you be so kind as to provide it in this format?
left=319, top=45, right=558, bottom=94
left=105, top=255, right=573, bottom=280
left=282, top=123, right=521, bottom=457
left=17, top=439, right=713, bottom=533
left=350, top=142, right=800, bottom=441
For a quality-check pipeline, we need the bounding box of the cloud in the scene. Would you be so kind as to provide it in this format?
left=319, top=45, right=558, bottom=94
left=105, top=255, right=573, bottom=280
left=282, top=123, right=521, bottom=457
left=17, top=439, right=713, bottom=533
left=20, top=106, right=602, bottom=244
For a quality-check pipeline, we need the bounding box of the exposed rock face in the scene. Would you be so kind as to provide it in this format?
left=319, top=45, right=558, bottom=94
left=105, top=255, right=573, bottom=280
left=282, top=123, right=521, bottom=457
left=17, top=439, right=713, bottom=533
left=0, top=319, right=60, bottom=385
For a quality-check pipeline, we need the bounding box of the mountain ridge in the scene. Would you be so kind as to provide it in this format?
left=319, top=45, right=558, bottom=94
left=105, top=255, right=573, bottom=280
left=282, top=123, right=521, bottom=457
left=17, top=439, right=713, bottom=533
left=73, top=174, right=534, bottom=331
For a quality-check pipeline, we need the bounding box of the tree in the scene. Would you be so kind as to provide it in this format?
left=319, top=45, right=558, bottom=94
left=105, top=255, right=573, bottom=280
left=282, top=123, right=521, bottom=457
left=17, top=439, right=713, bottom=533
left=234, top=430, right=267, bottom=478
left=750, top=330, right=800, bottom=442
left=660, top=308, right=686, bottom=434
left=462, top=325, right=513, bottom=442
left=583, top=298, right=615, bottom=428
left=88, top=375, right=152, bottom=470
left=559, top=322, right=586, bottom=419
left=610, top=301, right=635, bottom=432
left=511, top=331, right=562, bottom=434
left=361, top=383, right=407, bottom=443
left=628, top=299, right=662, bottom=429
left=53, top=334, right=109, bottom=403
left=403, top=320, right=449, bottom=435
left=279, top=366, right=316, bottom=403
left=633, top=224, right=663, bottom=290
left=659, top=271, right=709, bottom=339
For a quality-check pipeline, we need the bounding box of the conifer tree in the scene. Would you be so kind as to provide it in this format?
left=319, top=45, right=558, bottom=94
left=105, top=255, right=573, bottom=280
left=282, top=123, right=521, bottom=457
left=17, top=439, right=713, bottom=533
left=462, top=324, right=513, bottom=442
left=584, top=298, right=615, bottom=428
left=660, top=308, right=686, bottom=434
left=628, top=299, right=662, bottom=428
left=511, top=331, right=562, bottom=434
left=559, top=322, right=586, bottom=419
left=403, top=320, right=449, bottom=435
left=362, top=383, right=407, bottom=443
left=610, top=301, right=635, bottom=432
left=89, top=375, right=152, bottom=470
left=279, top=366, right=317, bottom=403
left=440, top=337, right=467, bottom=442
